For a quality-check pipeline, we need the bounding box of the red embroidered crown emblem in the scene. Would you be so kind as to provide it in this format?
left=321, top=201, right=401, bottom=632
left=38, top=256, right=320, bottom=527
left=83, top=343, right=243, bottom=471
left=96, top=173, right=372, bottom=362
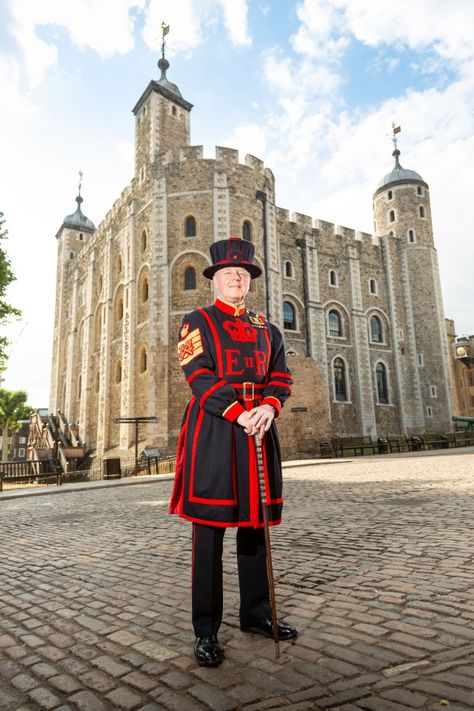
left=223, top=319, right=257, bottom=342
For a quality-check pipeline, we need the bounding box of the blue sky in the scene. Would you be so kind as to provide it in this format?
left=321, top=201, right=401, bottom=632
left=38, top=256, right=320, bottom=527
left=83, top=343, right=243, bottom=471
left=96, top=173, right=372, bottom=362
left=1, top=0, right=473, bottom=406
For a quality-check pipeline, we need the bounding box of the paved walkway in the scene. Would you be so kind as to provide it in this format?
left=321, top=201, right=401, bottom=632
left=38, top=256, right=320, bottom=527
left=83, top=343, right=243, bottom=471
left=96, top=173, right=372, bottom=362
left=1, top=451, right=474, bottom=710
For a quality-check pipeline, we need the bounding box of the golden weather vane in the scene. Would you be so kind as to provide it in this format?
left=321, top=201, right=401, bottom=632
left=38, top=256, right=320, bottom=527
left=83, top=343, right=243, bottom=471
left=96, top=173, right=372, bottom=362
left=161, top=22, right=170, bottom=59
left=392, top=123, right=401, bottom=151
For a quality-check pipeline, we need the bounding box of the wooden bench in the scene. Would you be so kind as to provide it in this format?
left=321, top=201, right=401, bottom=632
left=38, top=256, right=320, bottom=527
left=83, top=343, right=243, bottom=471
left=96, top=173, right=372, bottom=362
left=331, top=436, right=379, bottom=457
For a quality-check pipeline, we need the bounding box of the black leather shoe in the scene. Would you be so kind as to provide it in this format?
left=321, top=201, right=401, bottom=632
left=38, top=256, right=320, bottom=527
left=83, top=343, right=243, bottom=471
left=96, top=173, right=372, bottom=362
left=240, top=617, right=298, bottom=640
left=194, top=635, right=224, bottom=667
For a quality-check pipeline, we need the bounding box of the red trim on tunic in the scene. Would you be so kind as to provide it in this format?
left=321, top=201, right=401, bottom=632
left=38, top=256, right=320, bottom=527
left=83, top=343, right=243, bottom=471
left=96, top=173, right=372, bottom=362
left=187, top=367, right=213, bottom=385
left=189, top=403, right=239, bottom=506
left=267, top=380, right=292, bottom=390
left=270, top=371, right=292, bottom=380
left=214, top=298, right=246, bottom=316
left=222, top=401, right=245, bottom=422
left=169, top=396, right=195, bottom=514
left=200, top=379, right=227, bottom=408
left=199, top=308, right=224, bottom=376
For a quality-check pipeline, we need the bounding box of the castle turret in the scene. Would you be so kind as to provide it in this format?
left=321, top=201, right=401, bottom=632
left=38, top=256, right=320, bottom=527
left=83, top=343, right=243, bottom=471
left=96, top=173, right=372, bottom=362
left=51, top=181, right=96, bottom=418
left=132, top=33, right=193, bottom=181
left=372, top=131, right=452, bottom=433
left=373, top=143, right=432, bottom=247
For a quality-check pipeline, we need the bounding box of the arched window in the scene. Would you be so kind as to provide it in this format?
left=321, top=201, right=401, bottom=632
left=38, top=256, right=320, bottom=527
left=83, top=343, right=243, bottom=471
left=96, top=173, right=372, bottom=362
left=115, top=360, right=122, bottom=384
left=141, top=277, right=149, bottom=302
left=387, top=190, right=393, bottom=200
left=329, top=270, right=338, bottom=287
left=328, top=310, right=342, bottom=337
left=139, top=347, right=147, bottom=373
left=140, top=231, right=147, bottom=252
left=369, top=278, right=377, bottom=295
left=242, top=221, right=252, bottom=241
left=185, top=216, right=196, bottom=237
left=419, top=205, right=425, bottom=218
left=370, top=315, right=383, bottom=343
left=172, top=105, right=177, bottom=116
left=376, top=362, right=389, bottom=404
left=408, top=229, right=415, bottom=243
left=417, top=186, right=423, bottom=196
left=389, top=210, right=395, bottom=222
left=284, top=261, right=293, bottom=278
left=283, top=301, right=296, bottom=330
left=334, top=358, right=347, bottom=402
left=184, top=267, right=196, bottom=290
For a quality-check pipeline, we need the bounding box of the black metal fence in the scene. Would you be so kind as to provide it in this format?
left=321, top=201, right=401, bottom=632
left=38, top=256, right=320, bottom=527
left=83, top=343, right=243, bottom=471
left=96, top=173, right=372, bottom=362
left=0, top=455, right=176, bottom=492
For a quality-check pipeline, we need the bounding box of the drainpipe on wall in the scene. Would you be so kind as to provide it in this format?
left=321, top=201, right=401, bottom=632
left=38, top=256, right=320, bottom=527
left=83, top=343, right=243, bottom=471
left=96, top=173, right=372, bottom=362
left=295, top=236, right=311, bottom=357
left=255, top=190, right=271, bottom=320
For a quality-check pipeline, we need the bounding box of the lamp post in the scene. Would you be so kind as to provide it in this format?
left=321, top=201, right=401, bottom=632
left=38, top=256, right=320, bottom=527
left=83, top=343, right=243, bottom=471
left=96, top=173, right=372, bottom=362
left=114, top=416, right=159, bottom=471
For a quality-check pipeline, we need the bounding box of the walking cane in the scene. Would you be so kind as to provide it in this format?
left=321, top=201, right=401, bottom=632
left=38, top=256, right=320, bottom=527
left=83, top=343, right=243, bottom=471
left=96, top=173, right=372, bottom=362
left=254, top=433, right=280, bottom=659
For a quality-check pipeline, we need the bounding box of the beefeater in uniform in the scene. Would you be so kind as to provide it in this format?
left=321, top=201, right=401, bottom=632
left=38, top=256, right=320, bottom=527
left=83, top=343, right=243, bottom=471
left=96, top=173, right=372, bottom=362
left=169, top=236, right=297, bottom=667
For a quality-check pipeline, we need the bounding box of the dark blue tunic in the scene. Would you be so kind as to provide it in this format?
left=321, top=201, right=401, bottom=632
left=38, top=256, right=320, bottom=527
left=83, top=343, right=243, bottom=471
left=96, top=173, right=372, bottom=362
left=169, top=298, right=292, bottom=527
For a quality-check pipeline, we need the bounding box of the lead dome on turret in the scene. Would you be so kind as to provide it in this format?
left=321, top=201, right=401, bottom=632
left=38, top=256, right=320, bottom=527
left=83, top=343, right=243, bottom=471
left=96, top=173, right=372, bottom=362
left=62, top=194, right=95, bottom=232
left=376, top=148, right=424, bottom=191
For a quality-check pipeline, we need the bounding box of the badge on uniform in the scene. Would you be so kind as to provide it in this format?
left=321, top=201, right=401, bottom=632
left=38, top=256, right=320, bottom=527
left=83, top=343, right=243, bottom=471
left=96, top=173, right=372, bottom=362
left=178, top=328, right=204, bottom=365
left=249, top=314, right=267, bottom=328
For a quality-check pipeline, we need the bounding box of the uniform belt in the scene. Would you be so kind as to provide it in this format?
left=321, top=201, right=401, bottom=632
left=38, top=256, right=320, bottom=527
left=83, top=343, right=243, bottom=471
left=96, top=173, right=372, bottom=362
left=235, top=382, right=265, bottom=402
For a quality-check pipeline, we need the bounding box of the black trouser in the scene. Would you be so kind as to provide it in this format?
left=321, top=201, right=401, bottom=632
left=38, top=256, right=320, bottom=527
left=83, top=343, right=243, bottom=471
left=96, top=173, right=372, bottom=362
left=192, top=523, right=271, bottom=637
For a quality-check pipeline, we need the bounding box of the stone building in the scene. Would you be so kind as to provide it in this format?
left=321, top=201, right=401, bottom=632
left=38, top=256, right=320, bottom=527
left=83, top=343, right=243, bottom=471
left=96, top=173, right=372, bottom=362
left=447, top=323, right=474, bottom=418
left=50, top=57, right=453, bottom=460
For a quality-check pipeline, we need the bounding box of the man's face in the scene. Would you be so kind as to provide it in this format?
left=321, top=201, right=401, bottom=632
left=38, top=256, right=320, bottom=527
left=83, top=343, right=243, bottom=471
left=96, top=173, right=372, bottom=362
left=214, top=267, right=251, bottom=305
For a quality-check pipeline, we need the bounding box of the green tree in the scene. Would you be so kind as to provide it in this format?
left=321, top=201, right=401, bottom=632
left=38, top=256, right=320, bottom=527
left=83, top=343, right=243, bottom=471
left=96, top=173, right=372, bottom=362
left=0, top=211, right=21, bottom=371
left=0, top=389, right=31, bottom=461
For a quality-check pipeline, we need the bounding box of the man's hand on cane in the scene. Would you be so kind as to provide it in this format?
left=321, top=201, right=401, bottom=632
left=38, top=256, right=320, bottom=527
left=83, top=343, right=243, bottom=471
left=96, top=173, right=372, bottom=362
left=237, top=404, right=275, bottom=438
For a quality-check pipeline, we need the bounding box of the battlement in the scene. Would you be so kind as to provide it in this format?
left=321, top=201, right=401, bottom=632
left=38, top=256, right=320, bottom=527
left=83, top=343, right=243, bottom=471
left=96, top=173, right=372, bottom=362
left=179, top=146, right=204, bottom=161
left=289, top=212, right=313, bottom=230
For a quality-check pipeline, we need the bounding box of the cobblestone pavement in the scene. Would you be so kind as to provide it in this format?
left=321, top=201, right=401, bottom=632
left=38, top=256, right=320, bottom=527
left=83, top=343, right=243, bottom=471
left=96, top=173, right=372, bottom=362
left=1, top=452, right=474, bottom=710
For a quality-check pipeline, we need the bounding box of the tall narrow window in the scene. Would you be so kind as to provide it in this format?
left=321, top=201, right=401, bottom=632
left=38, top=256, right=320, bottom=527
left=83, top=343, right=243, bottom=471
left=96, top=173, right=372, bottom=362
left=419, top=205, right=425, bottom=218
left=376, top=362, right=389, bottom=404
left=242, top=221, right=252, bottom=241
left=185, top=216, right=196, bottom=237
left=369, top=278, right=377, bottom=294
left=334, top=358, right=347, bottom=401
left=389, top=210, right=395, bottom=222
left=417, top=186, right=423, bottom=196
left=184, top=267, right=196, bottom=290
left=115, top=360, right=122, bottom=384
left=140, top=231, right=147, bottom=252
left=117, top=298, right=124, bottom=320
left=408, top=229, right=415, bottom=243
left=77, top=375, right=82, bottom=400
left=284, top=261, right=293, bottom=278
left=283, top=301, right=296, bottom=330
left=328, top=310, right=342, bottom=337
left=141, top=277, right=149, bottom=302
left=139, top=347, right=147, bottom=373
left=329, top=270, right=338, bottom=287
left=387, top=190, right=393, bottom=200
left=370, top=315, right=383, bottom=343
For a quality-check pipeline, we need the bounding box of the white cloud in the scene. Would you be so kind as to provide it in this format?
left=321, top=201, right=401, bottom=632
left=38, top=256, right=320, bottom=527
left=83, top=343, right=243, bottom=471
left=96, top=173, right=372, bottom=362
left=292, top=0, right=474, bottom=64
left=219, top=122, right=267, bottom=159
left=219, top=0, right=251, bottom=46
left=1, top=0, right=145, bottom=87
left=142, top=0, right=251, bottom=55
